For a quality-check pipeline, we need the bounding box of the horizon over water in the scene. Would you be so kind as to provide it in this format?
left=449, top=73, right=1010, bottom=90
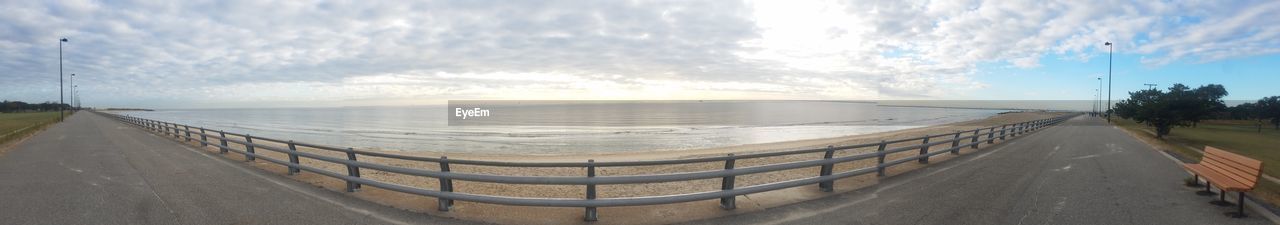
left=122, top=101, right=1009, bottom=155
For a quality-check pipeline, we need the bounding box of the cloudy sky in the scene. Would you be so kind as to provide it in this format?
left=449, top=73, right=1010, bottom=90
left=2, top=0, right=1278, bottom=108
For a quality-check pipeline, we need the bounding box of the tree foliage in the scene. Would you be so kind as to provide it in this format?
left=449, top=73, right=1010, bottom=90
left=1112, top=83, right=1228, bottom=138
left=0, top=100, right=69, bottom=113
left=1259, top=96, right=1280, bottom=130
left=1226, top=102, right=1259, bottom=120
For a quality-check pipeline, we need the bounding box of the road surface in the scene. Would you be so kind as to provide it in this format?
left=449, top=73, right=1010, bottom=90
left=684, top=115, right=1272, bottom=225
left=0, top=112, right=480, bottom=225
left=2, top=112, right=1273, bottom=225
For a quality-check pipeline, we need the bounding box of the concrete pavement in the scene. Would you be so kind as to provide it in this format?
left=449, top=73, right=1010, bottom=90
left=683, top=115, right=1272, bottom=225
left=0, top=112, right=481, bottom=225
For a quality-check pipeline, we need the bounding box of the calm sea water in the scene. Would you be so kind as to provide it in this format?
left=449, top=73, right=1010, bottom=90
left=122, top=101, right=1006, bottom=154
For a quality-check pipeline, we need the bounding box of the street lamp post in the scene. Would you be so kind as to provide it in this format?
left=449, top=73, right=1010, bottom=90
left=1105, top=42, right=1113, bottom=122
left=70, top=74, right=75, bottom=110
left=59, top=38, right=68, bottom=120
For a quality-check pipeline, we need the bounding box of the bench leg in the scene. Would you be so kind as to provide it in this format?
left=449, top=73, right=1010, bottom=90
left=1226, top=192, right=1248, bottom=218
left=1196, top=181, right=1215, bottom=196
left=1211, top=189, right=1235, bottom=206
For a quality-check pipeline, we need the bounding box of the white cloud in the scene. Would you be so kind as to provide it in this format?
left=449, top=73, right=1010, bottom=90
left=0, top=0, right=1277, bottom=108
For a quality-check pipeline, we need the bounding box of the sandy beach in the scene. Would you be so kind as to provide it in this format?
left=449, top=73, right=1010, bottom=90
left=147, top=111, right=1064, bottom=224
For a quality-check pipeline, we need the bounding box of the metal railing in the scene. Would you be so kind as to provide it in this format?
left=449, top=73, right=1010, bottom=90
left=96, top=111, right=1076, bottom=221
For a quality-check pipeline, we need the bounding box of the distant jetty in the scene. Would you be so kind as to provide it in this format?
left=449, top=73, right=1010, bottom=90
left=103, top=108, right=154, bottom=111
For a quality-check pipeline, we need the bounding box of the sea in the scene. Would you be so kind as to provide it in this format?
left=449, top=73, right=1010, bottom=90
left=120, top=101, right=1008, bottom=154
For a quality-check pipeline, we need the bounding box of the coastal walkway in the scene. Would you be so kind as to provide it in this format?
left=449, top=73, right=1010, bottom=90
left=683, top=116, right=1273, bottom=225
left=0, top=112, right=1273, bottom=224
left=0, top=112, right=477, bottom=225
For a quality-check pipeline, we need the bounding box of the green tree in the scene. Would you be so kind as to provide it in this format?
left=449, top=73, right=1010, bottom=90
left=1189, top=84, right=1228, bottom=127
left=1227, top=102, right=1258, bottom=120
left=1113, top=83, right=1229, bottom=138
left=1259, top=96, right=1280, bottom=130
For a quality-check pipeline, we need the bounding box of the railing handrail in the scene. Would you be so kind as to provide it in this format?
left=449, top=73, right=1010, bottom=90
left=128, top=119, right=1026, bottom=168
left=95, top=110, right=1077, bottom=221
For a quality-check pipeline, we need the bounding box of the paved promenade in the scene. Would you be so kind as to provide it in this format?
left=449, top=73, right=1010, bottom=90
left=1, top=112, right=1272, bottom=224
left=0, top=112, right=478, bottom=225
left=684, top=116, right=1272, bottom=225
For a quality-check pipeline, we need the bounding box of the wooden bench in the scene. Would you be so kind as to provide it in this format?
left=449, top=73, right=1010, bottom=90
left=1182, top=146, right=1264, bottom=218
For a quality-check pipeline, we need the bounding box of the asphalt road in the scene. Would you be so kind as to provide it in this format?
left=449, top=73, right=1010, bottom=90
left=2, top=113, right=1273, bottom=225
left=684, top=115, right=1273, bottom=225
left=0, top=112, right=480, bottom=225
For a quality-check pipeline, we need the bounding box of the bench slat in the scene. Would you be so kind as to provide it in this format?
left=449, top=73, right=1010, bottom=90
left=1186, top=164, right=1250, bottom=191
left=1206, top=146, right=1262, bottom=170
left=1201, top=158, right=1258, bottom=186
left=1205, top=151, right=1263, bottom=178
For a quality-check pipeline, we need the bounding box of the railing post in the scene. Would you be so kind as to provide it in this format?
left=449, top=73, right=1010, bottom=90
left=918, top=136, right=931, bottom=163
left=876, top=141, right=888, bottom=177
left=171, top=123, right=179, bottom=138
left=286, top=141, right=301, bottom=175
left=218, top=130, right=229, bottom=153
left=183, top=125, right=192, bottom=142
left=344, top=148, right=361, bottom=192
left=437, top=156, right=454, bottom=211
left=1013, top=123, right=1021, bottom=137
left=1001, top=124, right=1008, bottom=140
left=720, top=153, right=737, bottom=209
left=199, top=127, right=208, bottom=147
left=949, top=132, right=961, bottom=154
left=970, top=129, right=981, bottom=149
left=818, top=145, right=835, bottom=192
left=585, top=159, right=598, bottom=221
left=987, top=127, right=996, bottom=144
left=244, top=134, right=256, bottom=161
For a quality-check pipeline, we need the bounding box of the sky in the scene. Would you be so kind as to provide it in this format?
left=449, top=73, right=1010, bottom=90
left=1, top=0, right=1278, bottom=109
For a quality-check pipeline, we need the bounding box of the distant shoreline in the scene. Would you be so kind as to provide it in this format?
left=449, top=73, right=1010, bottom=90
left=101, top=108, right=154, bottom=111
left=876, top=104, right=1035, bottom=111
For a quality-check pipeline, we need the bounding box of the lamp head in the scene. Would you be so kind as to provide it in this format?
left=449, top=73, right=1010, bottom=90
left=1104, top=42, right=1112, bottom=46
left=60, top=38, right=68, bottom=42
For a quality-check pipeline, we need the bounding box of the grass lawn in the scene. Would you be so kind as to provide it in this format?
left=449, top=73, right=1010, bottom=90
left=0, top=112, right=63, bottom=146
